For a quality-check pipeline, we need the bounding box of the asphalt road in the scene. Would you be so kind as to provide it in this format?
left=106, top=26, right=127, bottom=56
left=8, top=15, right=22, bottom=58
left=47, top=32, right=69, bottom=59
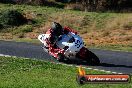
left=0, top=40, right=132, bottom=74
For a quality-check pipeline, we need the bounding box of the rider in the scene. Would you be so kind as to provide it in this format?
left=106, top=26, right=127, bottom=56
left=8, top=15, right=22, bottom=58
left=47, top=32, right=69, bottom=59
left=45, top=22, right=77, bottom=59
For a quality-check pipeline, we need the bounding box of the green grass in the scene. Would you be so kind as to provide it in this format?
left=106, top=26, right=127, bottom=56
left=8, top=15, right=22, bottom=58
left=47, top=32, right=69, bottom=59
left=12, top=38, right=39, bottom=44
left=0, top=38, right=40, bottom=44
left=88, top=44, right=132, bottom=52
left=0, top=56, right=132, bottom=88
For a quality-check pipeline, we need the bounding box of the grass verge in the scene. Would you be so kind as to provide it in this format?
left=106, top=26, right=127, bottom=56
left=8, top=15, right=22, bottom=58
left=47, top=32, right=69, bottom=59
left=0, top=56, right=132, bottom=88
left=88, top=44, right=132, bottom=52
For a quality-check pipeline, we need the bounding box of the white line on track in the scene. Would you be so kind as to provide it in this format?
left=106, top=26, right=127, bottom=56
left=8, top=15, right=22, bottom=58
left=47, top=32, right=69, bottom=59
left=0, top=54, right=11, bottom=57
left=0, top=54, right=123, bottom=74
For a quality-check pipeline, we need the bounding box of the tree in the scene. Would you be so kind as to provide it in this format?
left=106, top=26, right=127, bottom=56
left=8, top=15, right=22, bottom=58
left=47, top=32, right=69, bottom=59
left=81, top=0, right=132, bottom=12
left=82, top=0, right=98, bottom=11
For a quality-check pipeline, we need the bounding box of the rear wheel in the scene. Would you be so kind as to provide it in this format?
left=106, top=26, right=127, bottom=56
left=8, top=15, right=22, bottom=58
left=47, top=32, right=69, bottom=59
left=86, top=51, right=100, bottom=65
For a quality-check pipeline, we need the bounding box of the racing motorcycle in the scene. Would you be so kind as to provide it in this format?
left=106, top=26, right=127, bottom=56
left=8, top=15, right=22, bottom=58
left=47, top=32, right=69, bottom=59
left=38, top=32, right=100, bottom=65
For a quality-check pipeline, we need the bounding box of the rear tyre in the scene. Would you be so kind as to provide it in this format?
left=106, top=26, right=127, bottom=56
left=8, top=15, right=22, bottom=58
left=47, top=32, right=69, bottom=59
left=86, top=51, right=100, bottom=66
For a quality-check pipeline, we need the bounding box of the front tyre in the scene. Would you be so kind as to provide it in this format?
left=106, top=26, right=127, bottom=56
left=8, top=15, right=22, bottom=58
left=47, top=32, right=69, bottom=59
left=57, top=53, right=64, bottom=62
left=57, top=53, right=71, bottom=63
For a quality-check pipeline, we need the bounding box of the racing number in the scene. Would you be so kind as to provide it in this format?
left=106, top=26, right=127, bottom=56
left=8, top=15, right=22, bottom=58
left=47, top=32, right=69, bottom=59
left=75, top=40, right=82, bottom=48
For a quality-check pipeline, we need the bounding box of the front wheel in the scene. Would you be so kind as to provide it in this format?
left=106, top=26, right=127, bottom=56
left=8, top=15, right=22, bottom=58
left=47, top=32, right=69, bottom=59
left=57, top=53, right=70, bottom=63
left=57, top=53, right=65, bottom=62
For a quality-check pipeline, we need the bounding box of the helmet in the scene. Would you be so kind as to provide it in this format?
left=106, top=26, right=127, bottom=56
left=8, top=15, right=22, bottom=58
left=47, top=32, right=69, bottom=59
left=51, top=22, right=63, bottom=36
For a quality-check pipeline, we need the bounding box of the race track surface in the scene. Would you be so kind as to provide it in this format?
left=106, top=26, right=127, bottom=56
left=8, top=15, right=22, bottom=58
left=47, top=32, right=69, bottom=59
left=0, top=40, right=132, bottom=74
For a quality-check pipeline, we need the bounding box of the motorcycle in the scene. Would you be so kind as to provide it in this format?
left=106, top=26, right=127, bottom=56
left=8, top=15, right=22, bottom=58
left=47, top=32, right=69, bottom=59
left=38, top=32, right=100, bottom=65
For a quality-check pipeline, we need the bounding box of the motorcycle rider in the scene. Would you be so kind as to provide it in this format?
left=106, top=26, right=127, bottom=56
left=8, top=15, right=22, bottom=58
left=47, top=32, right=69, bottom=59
left=45, top=22, right=77, bottom=59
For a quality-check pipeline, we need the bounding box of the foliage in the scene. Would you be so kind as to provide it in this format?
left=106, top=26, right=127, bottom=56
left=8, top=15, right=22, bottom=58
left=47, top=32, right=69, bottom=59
left=81, top=0, right=132, bottom=12
left=0, top=10, right=27, bottom=26
left=0, top=0, right=15, bottom=4
left=1, top=0, right=131, bottom=12
left=12, top=25, right=33, bottom=34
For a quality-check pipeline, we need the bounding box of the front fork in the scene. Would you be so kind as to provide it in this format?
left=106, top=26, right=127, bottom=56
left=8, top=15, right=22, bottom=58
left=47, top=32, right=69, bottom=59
left=49, top=48, right=64, bottom=60
left=41, top=45, right=49, bottom=53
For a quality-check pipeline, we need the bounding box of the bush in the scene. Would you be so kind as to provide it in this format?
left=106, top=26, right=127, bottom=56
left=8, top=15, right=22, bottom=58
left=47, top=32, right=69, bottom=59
left=21, top=25, right=33, bottom=33
left=0, top=0, right=15, bottom=4
left=64, top=3, right=84, bottom=11
left=12, top=25, right=33, bottom=34
left=0, top=24, right=3, bottom=29
left=0, top=10, right=27, bottom=26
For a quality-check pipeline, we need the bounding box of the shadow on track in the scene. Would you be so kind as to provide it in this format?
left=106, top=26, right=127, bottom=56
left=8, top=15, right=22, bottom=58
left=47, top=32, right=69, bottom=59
left=62, top=59, right=132, bottom=68
left=62, top=59, right=97, bottom=66
left=100, top=63, right=132, bottom=68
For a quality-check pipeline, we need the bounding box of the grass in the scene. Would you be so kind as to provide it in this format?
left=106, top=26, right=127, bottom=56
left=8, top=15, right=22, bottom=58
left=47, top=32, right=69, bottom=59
left=88, top=44, right=132, bottom=52
left=0, top=56, right=132, bottom=88
left=0, top=3, right=132, bottom=52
